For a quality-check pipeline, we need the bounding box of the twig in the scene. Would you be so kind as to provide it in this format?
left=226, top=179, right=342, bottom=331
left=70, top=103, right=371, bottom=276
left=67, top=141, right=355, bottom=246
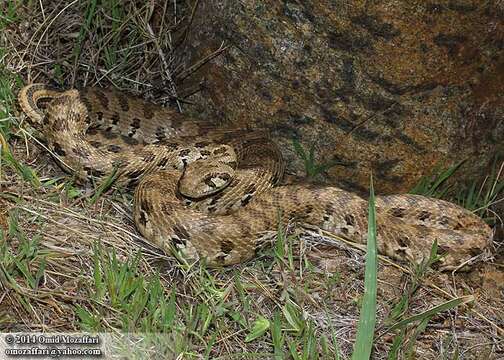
left=144, top=21, right=182, bottom=112
left=346, top=103, right=397, bottom=135
left=176, top=41, right=228, bottom=82
left=26, top=0, right=80, bottom=78
left=180, top=0, right=200, bottom=47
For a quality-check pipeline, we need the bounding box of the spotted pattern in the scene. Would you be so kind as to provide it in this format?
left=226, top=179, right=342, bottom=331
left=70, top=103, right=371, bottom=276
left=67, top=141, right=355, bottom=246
left=18, top=83, right=492, bottom=271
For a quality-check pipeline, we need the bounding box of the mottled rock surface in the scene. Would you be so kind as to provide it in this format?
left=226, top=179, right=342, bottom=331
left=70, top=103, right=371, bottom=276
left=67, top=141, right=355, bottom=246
left=181, top=1, right=503, bottom=194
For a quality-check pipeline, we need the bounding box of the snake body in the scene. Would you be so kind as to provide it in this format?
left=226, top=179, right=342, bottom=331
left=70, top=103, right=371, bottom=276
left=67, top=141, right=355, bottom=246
left=18, top=84, right=493, bottom=270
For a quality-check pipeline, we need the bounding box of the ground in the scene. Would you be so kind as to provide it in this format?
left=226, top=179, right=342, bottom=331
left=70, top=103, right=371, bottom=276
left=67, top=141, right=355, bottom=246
left=0, top=1, right=503, bottom=359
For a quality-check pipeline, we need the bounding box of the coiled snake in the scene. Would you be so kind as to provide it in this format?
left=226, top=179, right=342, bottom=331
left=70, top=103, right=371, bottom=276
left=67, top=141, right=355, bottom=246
left=18, top=84, right=492, bottom=270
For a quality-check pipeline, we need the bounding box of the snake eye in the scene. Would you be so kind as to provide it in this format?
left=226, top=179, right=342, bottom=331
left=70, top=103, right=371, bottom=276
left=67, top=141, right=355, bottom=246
left=204, top=173, right=231, bottom=189
left=204, top=176, right=219, bottom=188
left=218, top=173, right=231, bottom=182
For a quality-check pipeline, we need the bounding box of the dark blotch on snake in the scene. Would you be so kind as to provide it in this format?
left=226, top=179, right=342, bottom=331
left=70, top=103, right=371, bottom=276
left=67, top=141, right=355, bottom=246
left=53, top=142, right=66, bottom=156
left=155, top=126, right=166, bottom=141
left=142, top=152, right=156, bottom=162
left=391, top=207, right=406, bottom=218
left=95, top=111, right=104, bottom=122
left=345, top=214, right=355, bottom=226
left=107, top=144, right=122, bottom=153
left=103, top=128, right=118, bottom=139
left=241, top=194, right=253, bottom=206
left=398, top=236, right=410, bottom=247
left=72, top=146, right=91, bottom=158
left=121, top=135, right=139, bottom=145
left=143, top=103, right=156, bottom=119
left=131, top=118, right=141, bottom=129
left=158, top=141, right=179, bottom=150
left=161, top=203, right=172, bottom=215
left=111, top=112, right=120, bottom=125
left=157, top=157, right=170, bottom=168
left=221, top=240, right=234, bottom=254
left=52, top=119, right=69, bottom=132
left=139, top=199, right=153, bottom=213
left=195, top=141, right=210, bottom=148
left=213, top=146, right=228, bottom=155
left=127, top=169, right=144, bottom=179
left=117, top=93, right=129, bottom=112
left=418, top=211, right=431, bottom=221
left=89, top=141, right=102, bottom=148
left=218, top=173, right=231, bottom=182
left=215, top=254, right=228, bottom=264
left=245, top=184, right=256, bottom=195
left=112, top=157, right=127, bottom=168
left=83, top=166, right=105, bottom=177
left=395, top=248, right=408, bottom=258
left=179, top=149, right=191, bottom=157
left=138, top=210, right=148, bottom=226
left=94, top=89, right=109, bottom=108
left=172, top=225, right=190, bottom=243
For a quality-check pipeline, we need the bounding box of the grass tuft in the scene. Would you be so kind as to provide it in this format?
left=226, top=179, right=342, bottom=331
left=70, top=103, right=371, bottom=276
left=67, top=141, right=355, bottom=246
left=409, top=160, right=465, bottom=198
left=292, top=138, right=340, bottom=178
left=410, top=158, right=504, bottom=226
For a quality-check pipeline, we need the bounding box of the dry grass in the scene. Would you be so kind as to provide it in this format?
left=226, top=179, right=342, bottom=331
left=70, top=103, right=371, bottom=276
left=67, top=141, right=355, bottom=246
left=0, top=1, right=503, bottom=359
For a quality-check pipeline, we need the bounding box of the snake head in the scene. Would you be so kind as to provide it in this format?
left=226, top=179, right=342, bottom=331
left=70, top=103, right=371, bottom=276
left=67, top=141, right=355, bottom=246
left=178, top=160, right=235, bottom=199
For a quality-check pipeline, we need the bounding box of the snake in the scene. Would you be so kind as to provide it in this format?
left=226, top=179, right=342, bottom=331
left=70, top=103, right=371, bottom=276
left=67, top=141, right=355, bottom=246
left=18, top=84, right=493, bottom=270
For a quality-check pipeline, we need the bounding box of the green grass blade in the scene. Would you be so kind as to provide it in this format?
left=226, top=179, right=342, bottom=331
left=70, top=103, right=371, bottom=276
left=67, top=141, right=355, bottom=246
left=73, top=0, right=97, bottom=63
left=387, top=328, right=405, bottom=360
left=88, top=166, right=120, bottom=205
left=245, top=316, right=270, bottom=342
left=428, top=160, right=464, bottom=194
left=351, top=175, right=378, bottom=360
left=163, top=289, right=177, bottom=329
left=282, top=301, right=304, bottom=335
left=410, top=161, right=464, bottom=197
left=0, top=134, right=40, bottom=188
left=292, top=138, right=308, bottom=161
left=405, top=315, right=431, bottom=359
left=14, top=257, right=35, bottom=288
left=385, top=296, right=473, bottom=334
left=34, top=257, right=46, bottom=290
left=271, top=311, right=284, bottom=360
left=203, top=331, right=218, bottom=359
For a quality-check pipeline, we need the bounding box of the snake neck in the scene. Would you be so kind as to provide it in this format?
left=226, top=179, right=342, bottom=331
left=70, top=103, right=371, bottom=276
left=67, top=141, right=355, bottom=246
left=18, top=84, right=63, bottom=125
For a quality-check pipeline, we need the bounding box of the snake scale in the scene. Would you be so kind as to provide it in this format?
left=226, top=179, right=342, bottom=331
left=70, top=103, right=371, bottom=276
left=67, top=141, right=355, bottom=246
left=18, top=84, right=492, bottom=270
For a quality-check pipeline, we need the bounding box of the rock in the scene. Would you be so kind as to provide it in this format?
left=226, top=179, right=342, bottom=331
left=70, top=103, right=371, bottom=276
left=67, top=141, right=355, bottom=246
left=180, top=0, right=504, bottom=194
